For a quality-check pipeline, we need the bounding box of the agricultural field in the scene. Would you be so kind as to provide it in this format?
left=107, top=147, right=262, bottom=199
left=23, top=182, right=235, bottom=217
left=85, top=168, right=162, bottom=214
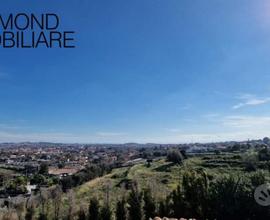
left=70, top=151, right=270, bottom=208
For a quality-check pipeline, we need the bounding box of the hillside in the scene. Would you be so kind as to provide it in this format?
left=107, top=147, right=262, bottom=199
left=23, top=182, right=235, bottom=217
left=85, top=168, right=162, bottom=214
left=71, top=152, right=270, bottom=208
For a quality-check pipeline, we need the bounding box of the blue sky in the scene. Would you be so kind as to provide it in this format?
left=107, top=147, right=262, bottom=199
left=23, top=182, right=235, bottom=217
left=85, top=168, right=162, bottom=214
left=1, top=0, right=270, bottom=143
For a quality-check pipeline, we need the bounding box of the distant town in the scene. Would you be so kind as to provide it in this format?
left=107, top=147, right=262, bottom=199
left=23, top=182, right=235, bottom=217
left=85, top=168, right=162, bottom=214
left=0, top=137, right=269, bottom=219
left=0, top=138, right=269, bottom=198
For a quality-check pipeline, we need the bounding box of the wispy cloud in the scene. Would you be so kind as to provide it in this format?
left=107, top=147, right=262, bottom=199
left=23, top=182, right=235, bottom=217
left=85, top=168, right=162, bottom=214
left=96, top=132, right=127, bottom=137
left=0, top=131, right=78, bottom=143
left=1, top=114, right=270, bottom=143
left=166, top=128, right=182, bottom=133
left=0, top=130, right=130, bottom=143
left=0, top=121, right=129, bottom=143
left=0, top=120, right=31, bottom=130
left=0, top=124, right=23, bottom=130
left=222, top=115, right=270, bottom=128
left=202, top=113, right=220, bottom=119
left=232, top=94, right=270, bottom=109
left=127, top=130, right=267, bottom=143
left=162, top=113, right=270, bottom=143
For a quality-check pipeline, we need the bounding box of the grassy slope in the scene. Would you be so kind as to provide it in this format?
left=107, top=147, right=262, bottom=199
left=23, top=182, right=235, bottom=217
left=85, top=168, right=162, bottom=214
left=66, top=153, right=270, bottom=211
left=74, top=159, right=180, bottom=206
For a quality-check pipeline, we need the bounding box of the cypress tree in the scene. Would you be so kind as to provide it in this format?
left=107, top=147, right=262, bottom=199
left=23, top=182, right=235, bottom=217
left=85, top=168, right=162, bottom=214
left=158, top=196, right=171, bottom=218
left=25, top=206, right=35, bottom=220
left=88, top=198, right=100, bottom=220
left=143, top=189, right=156, bottom=220
left=127, top=184, right=143, bottom=220
left=38, top=213, right=47, bottom=220
left=78, top=208, right=86, bottom=220
left=116, top=198, right=127, bottom=220
left=100, top=204, right=112, bottom=220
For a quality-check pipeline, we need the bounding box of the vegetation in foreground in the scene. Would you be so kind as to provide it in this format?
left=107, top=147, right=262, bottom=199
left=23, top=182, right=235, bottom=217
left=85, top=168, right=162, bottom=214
left=1, top=145, right=270, bottom=219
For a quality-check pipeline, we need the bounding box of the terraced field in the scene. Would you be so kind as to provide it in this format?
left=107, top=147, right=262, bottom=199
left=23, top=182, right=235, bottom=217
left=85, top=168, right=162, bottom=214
left=46, top=152, right=270, bottom=219
left=73, top=159, right=182, bottom=207
left=72, top=154, right=259, bottom=207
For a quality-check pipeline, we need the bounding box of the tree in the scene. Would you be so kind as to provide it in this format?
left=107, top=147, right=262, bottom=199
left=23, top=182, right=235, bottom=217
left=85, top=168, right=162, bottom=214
left=116, top=198, right=127, bottom=220
left=208, top=175, right=252, bottom=220
left=244, top=161, right=257, bottom=172
left=78, top=208, right=86, bottom=220
left=39, top=188, right=49, bottom=220
left=38, top=213, right=47, bottom=220
left=25, top=205, right=35, bottom=220
left=100, top=204, right=112, bottom=220
left=231, top=144, right=241, bottom=152
left=51, top=185, right=62, bottom=220
left=250, top=170, right=266, bottom=187
left=143, top=189, right=156, bottom=220
left=30, top=174, right=46, bottom=186
left=180, top=149, right=187, bottom=159
left=158, top=199, right=170, bottom=218
left=6, top=176, right=27, bottom=195
left=15, top=176, right=27, bottom=186
left=263, top=137, right=270, bottom=145
left=66, top=190, right=77, bottom=220
left=181, top=170, right=209, bottom=219
left=171, top=185, right=185, bottom=218
left=146, top=159, right=153, bottom=168
left=58, top=162, right=65, bottom=169
left=39, top=163, right=49, bottom=175
left=127, top=183, right=143, bottom=220
left=258, top=147, right=270, bottom=161
left=167, top=149, right=183, bottom=164
left=61, top=176, right=74, bottom=192
left=88, top=198, right=100, bottom=220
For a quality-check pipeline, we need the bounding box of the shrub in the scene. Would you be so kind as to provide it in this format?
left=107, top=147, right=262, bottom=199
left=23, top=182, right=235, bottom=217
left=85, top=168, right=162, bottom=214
left=167, top=149, right=184, bottom=164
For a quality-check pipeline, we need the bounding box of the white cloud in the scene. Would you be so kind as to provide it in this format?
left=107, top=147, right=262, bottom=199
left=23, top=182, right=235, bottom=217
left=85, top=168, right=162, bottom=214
left=1, top=114, right=270, bottom=143
left=222, top=115, right=270, bottom=128
left=202, top=113, right=220, bottom=119
left=113, top=129, right=266, bottom=143
left=95, top=132, right=127, bottom=137
left=0, top=127, right=267, bottom=144
left=166, top=128, right=182, bottom=133
left=0, top=123, right=27, bottom=130
left=0, top=131, right=77, bottom=143
left=232, top=94, right=270, bottom=109
left=3, top=130, right=131, bottom=143
left=162, top=114, right=270, bottom=143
